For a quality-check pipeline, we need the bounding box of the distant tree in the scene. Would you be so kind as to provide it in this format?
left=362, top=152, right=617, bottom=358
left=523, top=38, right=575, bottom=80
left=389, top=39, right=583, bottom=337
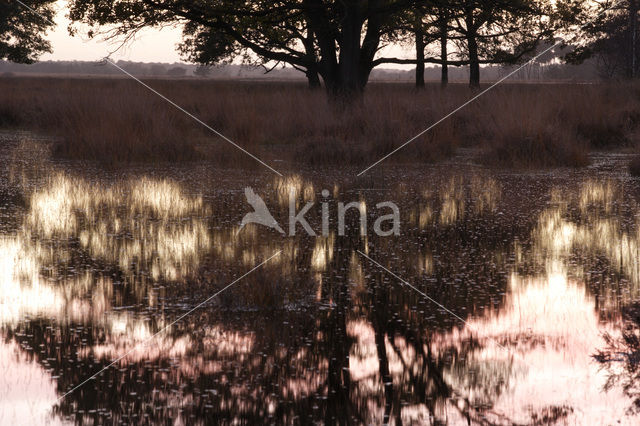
left=166, top=66, right=186, bottom=77
left=0, top=0, right=56, bottom=63
left=193, top=65, right=212, bottom=78
left=150, top=63, right=167, bottom=76
left=117, top=60, right=148, bottom=76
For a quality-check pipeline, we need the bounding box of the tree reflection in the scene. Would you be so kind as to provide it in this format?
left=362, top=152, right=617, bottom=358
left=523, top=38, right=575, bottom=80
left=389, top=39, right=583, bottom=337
left=594, top=303, right=640, bottom=413
left=6, top=166, right=633, bottom=424
left=2, top=231, right=511, bottom=425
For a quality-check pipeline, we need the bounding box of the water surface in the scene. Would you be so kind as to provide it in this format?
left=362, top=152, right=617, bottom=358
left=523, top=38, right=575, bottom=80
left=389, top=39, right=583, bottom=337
left=1, top=136, right=640, bottom=424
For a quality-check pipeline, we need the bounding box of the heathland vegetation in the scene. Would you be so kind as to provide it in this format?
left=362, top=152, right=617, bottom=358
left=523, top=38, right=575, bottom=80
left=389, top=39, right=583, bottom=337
left=2, top=1, right=640, bottom=169
left=1, top=76, right=638, bottom=168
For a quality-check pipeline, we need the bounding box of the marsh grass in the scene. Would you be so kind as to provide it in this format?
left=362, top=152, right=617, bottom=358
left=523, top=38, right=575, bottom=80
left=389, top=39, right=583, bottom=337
left=0, top=77, right=638, bottom=167
left=478, top=88, right=591, bottom=168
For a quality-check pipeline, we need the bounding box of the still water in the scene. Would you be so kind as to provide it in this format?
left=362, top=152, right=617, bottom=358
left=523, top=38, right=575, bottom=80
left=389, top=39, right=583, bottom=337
left=1, top=136, right=640, bottom=424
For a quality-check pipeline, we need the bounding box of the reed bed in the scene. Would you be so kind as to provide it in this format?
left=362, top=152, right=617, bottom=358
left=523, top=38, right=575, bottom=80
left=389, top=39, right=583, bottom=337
left=0, top=76, right=638, bottom=168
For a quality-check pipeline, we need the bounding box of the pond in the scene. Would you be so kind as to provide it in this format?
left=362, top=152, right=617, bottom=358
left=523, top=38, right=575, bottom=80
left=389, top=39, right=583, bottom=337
left=1, top=134, right=640, bottom=424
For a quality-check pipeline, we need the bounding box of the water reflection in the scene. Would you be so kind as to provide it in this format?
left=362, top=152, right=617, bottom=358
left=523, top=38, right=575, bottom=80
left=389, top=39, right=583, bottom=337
left=0, top=339, right=66, bottom=425
left=431, top=265, right=627, bottom=424
left=311, top=233, right=335, bottom=272
left=532, top=179, right=640, bottom=304
left=0, top=234, right=111, bottom=326
left=273, top=174, right=316, bottom=207
left=407, top=174, right=502, bottom=230
left=2, top=152, right=640, bottom=423
left=27, top=173, right=211, bottom=282
left=593, top=301, right=640, bottom=414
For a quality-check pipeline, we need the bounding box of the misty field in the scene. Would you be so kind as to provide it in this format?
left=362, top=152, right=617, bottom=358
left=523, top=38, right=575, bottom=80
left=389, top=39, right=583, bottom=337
left=1, top=76, right=639, bottom=169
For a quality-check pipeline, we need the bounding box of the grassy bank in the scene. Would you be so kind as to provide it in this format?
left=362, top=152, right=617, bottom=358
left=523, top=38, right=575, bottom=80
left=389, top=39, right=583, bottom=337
left=0, top=76, right=638, bottom=167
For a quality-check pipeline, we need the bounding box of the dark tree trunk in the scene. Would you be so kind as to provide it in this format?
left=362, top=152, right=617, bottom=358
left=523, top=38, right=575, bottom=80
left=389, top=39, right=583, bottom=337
left=415, top=15, right=425, bottom=88
left=467, top=33, right=480, bottom=88
left=306, top=68, right=321, bottom=89
left=322, top=67, right=366, bottom=102
left=305, top=0, right=383, bottom=102
left=630, top=0, right=638, bottom=78
left=337, top=2, right=363, bottom=98
left=302, top=28, right=321, bottom=89
left=464, top=7, right=481, bottom=88
left=440, top=18, right=449, bottom=88
left=416, top=36, right=425, bottom=88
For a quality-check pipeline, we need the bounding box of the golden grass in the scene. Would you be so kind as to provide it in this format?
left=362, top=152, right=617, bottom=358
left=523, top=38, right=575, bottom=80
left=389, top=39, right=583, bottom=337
left=0, top=77, right=638, bottom=167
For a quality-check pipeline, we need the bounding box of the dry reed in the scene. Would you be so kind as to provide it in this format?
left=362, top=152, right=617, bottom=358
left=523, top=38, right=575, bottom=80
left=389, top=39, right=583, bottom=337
left=0, top=76, right=638, bottom=168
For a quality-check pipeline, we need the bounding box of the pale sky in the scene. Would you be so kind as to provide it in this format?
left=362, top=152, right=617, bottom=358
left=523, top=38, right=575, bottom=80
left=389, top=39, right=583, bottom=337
left=42, top=1, right=186, bottom=63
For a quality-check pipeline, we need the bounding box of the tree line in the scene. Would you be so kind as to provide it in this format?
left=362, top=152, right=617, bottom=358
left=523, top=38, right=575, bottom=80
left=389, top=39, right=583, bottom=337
left=3, top=1, right=640, bottom=98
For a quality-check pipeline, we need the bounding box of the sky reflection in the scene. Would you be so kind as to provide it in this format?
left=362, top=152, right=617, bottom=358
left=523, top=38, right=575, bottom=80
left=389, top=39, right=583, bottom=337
left=1, top=156, right=640, bottom=423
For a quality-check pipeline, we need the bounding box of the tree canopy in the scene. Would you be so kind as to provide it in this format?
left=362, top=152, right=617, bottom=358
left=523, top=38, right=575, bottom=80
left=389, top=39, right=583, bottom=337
left=1, top=0, right=56, bottom=63
left=566, top=0, right=640, bottom=79
left=64, top=0, right=586, bottom=94
left=69, top=0, right=415, bottom=96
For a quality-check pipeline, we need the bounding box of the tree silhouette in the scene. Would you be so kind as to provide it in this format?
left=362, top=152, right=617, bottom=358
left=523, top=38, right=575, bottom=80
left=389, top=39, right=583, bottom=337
left=0, top=0, right=56, bottom=63
left=68, top=0, right=423, bottom=98
left=566, top=0, right=640, bottom=79
left=375, top=0, right=571, bottom=87
left=594, top=302, right=640, bottom=413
